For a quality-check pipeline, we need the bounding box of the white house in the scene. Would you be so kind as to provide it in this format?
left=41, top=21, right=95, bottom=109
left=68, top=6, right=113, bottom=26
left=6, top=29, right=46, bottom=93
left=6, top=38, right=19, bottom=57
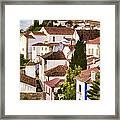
left=20, top=73, right=36, bottom=93
left=44, top=64, right=68, bottom=81
left=25, top=60, right=41, bottom=78
left=87, top=55, right=100, bottom=69
left=44, top=78, right=64, bottom=100
left=53, top=20, right=67, bottom=27
left=40, top=27, right=79, bottom=43
left=41, top=50, right=69, bottom=70
left=32, top=43, right=51, bottom=61
left=76, top=67, right=100, bottom=100
left=29, top=31, right=47, bottom=43
left=20, top=33, right=35, bottom=59
left=20, top=32, right=47, bottom=59
left=86, top=37, right=100, bottom=58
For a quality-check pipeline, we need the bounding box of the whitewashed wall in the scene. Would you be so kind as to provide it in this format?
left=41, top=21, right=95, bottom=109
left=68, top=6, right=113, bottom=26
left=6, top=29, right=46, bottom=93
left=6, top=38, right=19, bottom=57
left=86, top=44, right=100, bottom=58
left=73, top=30, right=79, bottom=41
left=49, top=35, right=72, bottom=43
left=20, top=35, right=27, bottom=59
left=87, top=60, right=100, bottom=69
left=20, top=82, right=36, bottom=93
left=25, top=65, right=36, bottom=78
left=47, top=60, right=67, bottom=70
left=44, top=84, right=53, bottom=100
left=49, top=76, right=66, bottom=81
left=76, top=80, right=85, bottom=100
left=32, top=46, right=50, bottom=61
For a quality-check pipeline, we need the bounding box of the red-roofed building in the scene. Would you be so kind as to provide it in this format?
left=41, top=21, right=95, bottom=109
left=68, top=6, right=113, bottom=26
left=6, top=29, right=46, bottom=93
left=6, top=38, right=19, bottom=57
left=20, top=31, right=47, bottom=59
left=86, top=37, right=100, bottom=58
left=44, top=78, right=64, bottom=100
left=40, top=27, right=79, bottom=43
left=44, top=64, right=68, bottom=81
left=76, top=67, right=100, bottom=100
left=20, top=74, right=36, bottom=93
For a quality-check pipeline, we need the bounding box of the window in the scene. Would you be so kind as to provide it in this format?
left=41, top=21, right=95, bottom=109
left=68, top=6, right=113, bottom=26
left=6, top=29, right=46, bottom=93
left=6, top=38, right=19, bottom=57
left=42, top=47, right=43, bottom=51
left=96, top=49, right=99, bottom=55
left=22, top=48, right=24, bottom=51
left=46, top=86, right=47, bottom=92
left=91, top=48, right=94, bottom=54
left=49, top=88, right=50, bottom=94
left=88, top=49, right=90, bottom=54
left=79, top=85, right=81, bottom=92
left=33, top=47, right=35, bottom=51
left=53, top=36, right=55, bottom=42
left=45, top=47, right=47, bottom=51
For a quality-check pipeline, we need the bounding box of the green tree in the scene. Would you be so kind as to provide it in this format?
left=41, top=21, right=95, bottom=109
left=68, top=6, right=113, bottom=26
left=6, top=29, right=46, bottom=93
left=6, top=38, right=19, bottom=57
left=87, top=72, right=100, bottom=100
left=20, top=54, right=29, bottom=68
left=26, top=20, right=41, bottom=32
left=34, top=20, right=39, bottom=27
left=70, top=40, right=87, bottom=70
left=55, top=65, right=81, bottom=100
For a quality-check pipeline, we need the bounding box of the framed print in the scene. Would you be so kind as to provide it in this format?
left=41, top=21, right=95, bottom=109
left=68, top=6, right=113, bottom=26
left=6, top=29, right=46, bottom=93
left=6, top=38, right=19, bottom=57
left=0, top=0, right=119, bottom=119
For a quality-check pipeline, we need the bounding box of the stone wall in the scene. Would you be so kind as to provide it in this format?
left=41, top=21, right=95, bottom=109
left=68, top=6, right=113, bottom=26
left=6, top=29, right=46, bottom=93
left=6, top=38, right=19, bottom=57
left=20, top=92, right=46, bottom=100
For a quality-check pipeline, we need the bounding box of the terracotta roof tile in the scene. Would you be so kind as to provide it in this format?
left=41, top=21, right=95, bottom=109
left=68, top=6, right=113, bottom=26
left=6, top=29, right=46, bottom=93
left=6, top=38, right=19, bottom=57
left=44, top=78, right=64, bottom=88
left=20, top=74, right=36, bottom=87
left=76, top=29, right=100, bottom=41
left=45, top=65, right=68, bottom=76
left=42, top=51, right=66, bottom=60
left=87, top=57, right=100, bottom=64
left=32, top=32, right=46, bottom=36
left=76, top=67, right=100, bottom=83
left=86, top=37, right=100, bottom=44
left=32, top=42, right=59, bottom=46
left=44, top=27, right=74, bottom=35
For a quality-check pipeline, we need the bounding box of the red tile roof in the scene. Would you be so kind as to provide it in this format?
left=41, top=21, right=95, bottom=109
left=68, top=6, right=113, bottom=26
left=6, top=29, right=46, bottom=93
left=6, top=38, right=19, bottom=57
left=42, top=51, right=66, bottom=60
left=44, top=27, right=74, bottom=35
left=87, top=57, right=100, bottom=65
left=32, top=32, right=46, bottom=36
left=86, top=37, right=100, bottom=44
left=45, top=65, right=68, bottom=76
left=44, top=78, right=64, bottom=88
left=76, top=67, right=100, bottom=83
left=22, top=32, right=33, bottom=38
left=20, top=74, right=36, bottom=87
left=32, top=42, right=59, bottom=46
left=32, top=42, right=75, bottom=47
left=76, top=29, right=100, bottom=41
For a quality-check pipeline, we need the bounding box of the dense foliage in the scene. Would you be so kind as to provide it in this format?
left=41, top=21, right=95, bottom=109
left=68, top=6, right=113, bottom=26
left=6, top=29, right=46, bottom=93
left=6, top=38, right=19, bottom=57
left=55, top=65, right=81, bottom=100
left=20, top=54, right=29, bottom=67
left=87, top=72, right=100, bottom=100
left=70, top=40, right=87, bottom=70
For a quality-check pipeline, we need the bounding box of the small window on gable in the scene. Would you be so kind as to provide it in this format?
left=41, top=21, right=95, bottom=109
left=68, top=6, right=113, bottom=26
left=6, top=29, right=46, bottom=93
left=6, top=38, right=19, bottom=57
left=53, top=36, right=55, bottom=42
left=45, top=47, right=47, bottom=51
left=96, top=49, right=99, bottom=55
left=79, top=85, right=81, bottom=92
left=49, top=88, right=50, bottom=94
left=33, top=47, right=35, bottom=51
left=91, top=48, right=94, bottom=54
left=88, top=49, right=90, bottom=54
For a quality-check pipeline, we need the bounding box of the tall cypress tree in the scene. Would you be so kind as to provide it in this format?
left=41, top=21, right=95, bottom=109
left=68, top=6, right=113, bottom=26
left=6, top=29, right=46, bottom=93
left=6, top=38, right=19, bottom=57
left=70, top=40, right=87, bottom=70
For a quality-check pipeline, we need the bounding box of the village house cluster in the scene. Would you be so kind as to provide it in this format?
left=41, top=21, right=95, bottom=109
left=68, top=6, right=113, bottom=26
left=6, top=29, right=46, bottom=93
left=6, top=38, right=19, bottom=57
left=20, top=23, right=100, bottom=100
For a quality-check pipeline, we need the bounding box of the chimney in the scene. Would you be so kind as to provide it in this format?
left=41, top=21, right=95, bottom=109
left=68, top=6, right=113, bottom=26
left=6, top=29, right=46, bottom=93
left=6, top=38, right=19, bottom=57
left=91, top=71, right=95, bottom=81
